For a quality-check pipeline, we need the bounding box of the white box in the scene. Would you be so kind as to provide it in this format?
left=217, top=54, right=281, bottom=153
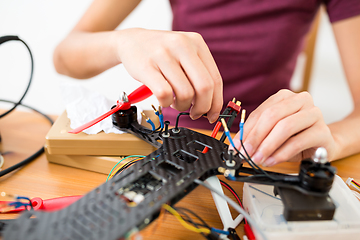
left=243, top=175, right=360, bottom=240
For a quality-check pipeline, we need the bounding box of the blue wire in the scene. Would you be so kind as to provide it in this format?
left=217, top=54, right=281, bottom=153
left=153, top=110, right=164, bottom=129
left=146, top=119, right=156, bottom=131
left=159, top=114, right=164, bottom=129
left=239, top=122, right=244, bottom=140
left=225, top=131, right=236, bottom=149
left=8, top=202, right=30, bottom=208
left=106, top=155, right=145, bottom=181
left=15, top=196, right=31, bottom=201
left=211, top=227, right=230, bottom=235
left=227, top=174, right=236, bottom=181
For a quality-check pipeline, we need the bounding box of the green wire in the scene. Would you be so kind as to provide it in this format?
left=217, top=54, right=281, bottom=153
left=106, top=155, right=145, bottom=181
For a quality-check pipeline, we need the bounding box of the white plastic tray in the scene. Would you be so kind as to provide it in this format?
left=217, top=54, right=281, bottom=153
left=243, top=175, right=360, bottom=240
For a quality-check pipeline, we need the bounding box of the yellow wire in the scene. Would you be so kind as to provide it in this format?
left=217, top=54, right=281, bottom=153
left=351, top=182, right=360, bottom=192
left=162, top=204, right=211, bottom=234
left=109, top=158, right=143, bottom=179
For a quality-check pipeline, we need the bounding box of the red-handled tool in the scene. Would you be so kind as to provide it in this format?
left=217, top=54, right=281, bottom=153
left=68, top=85, right=153, bottom=134
left=0, top=195, right=82, bottom=213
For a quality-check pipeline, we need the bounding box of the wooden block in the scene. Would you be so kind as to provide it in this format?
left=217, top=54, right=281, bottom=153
left=45, top=110, right=158, bottom=156
left=45, top=145, right=137, bottom=175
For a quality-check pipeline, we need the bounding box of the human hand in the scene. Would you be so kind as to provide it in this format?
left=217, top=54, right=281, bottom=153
left=232, top=90, right=336, bottom=167
left=116, top=28, right=223, bottom=123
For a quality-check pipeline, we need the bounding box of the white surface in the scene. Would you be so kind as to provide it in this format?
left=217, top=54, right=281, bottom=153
left=243, top=175, right=360, bottom=240
left=206, top=176, right=244, bottom=230
left=0, top=0, right=171, bottom=114
left=0, top=1, right=353, bottom=125
left=61, top=84, right=135, bottom=134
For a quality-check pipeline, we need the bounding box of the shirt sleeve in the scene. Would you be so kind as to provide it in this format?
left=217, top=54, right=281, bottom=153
left=324, top=0, right=360, bottom=23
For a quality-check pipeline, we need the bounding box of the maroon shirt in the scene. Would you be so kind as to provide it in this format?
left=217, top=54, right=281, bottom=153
left=163, top=0, right=360, bottom=132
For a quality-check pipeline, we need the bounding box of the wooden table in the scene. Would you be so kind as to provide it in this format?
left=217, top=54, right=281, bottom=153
left=1, top=110, right=359, bottom=240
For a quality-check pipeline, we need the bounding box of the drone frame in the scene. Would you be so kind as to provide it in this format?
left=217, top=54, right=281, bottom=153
left=2, top=89, right=337, bottom=240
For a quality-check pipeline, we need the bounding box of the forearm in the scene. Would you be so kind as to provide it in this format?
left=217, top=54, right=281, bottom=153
left=53, top=30, right=124, bottom=79
left=329, top=16, right=360, bottom=161
left=328, top=106, right=360, bottom=161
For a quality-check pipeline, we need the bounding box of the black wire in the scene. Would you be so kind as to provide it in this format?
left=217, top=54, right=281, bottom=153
left=174, top=208, right=209, bottom=228
left=0, top=100, right=54, bottom=177
left=172, top=207, right=210, bottom=239
left=240, top=140, right=258, bottom=168
left=236, top=140, right=279, bottom=181
left=174, top=207, right=211, bottom=229
left=219, top=180, right=242, bottom=204
left=236, top=148, right=260, bottom=172
left=234, top=147, right=278, bottom=181
left=174, top=112, right=190, bottom=130
left=133, top=123, right=162, bottom=135
left=0, top=38, right=34, bottom=118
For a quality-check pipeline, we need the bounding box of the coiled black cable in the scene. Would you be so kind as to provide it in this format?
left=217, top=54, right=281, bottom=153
left=0, top=36, right=53, bottom=177
left=0, top=36, right=33, bottom=118
left=0, top=100, right=53, bottom=177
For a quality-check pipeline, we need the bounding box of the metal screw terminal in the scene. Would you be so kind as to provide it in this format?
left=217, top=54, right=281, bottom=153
left=162, top=121, right=170, bottom=137
left=172, top=128, right=180, bottom=134
left=120, top=92, right=128, bottom=102
left=226, top=150, right=236, bottom=167
left=313, top=147, right=328, bottom=164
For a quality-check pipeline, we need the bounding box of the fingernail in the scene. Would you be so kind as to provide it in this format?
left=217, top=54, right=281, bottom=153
left=209, top=113, right=219, bottom=124
left=252, top=151, right=263, bottom=164
left=190, top=114, right=201, bottom=120
left=262, top=157, right=276, bottom=167
left=240, top=142, right=253, bottom=156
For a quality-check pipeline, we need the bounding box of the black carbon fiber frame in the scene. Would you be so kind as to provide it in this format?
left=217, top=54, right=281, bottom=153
left=3, top=127, right=242, bottom=240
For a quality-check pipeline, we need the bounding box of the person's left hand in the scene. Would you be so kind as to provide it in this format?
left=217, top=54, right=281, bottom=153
left=232, top=89, right=337, bottom=167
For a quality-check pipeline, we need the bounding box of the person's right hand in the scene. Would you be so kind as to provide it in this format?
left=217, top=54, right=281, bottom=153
left=116, top=28, right=223, bottom=123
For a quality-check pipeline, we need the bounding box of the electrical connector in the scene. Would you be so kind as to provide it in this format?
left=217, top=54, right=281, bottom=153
left=239, top=109, right=246, bottom=141
left=220, top=118, right=236, bottom=149
left=141, top=112, right=155, bottom=131
left=151, top=105, right=164, bottom=129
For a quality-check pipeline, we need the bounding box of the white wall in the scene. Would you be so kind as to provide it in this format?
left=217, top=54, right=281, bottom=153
left=309, top=13, right=353, bottom=124
left=0, top=0, right=172, bottom=114
left=0, top=1, right=353, bottom=124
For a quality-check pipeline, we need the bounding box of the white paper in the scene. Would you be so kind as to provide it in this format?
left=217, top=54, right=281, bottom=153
left=60, top=83, right=141, bottom=134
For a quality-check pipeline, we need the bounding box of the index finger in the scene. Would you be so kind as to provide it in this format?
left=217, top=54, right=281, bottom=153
left=180, top=32, right=223, bottom=122
left=242, top=89, right=295, bottom=142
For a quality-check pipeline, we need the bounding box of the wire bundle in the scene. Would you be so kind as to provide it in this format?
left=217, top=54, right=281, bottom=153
left=346, top=177, right=360, bottom=191
left=106, top=155, right=145, bottom=181
left=346, top=177, right=360, bottom=200
left=105, top=109, right=266, bottom=239
left=218, top=111, right=279, bottom=182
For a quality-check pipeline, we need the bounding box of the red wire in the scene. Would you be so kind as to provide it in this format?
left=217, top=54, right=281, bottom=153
left=202, top=121, right=222, bottom=153
left=211, top=121, right=222, bottom=138
left=352, top=179, right=360, bottom=187
left=220, top=181, right=247, bottom=224
left=220, top=182, right=242, bottom=207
